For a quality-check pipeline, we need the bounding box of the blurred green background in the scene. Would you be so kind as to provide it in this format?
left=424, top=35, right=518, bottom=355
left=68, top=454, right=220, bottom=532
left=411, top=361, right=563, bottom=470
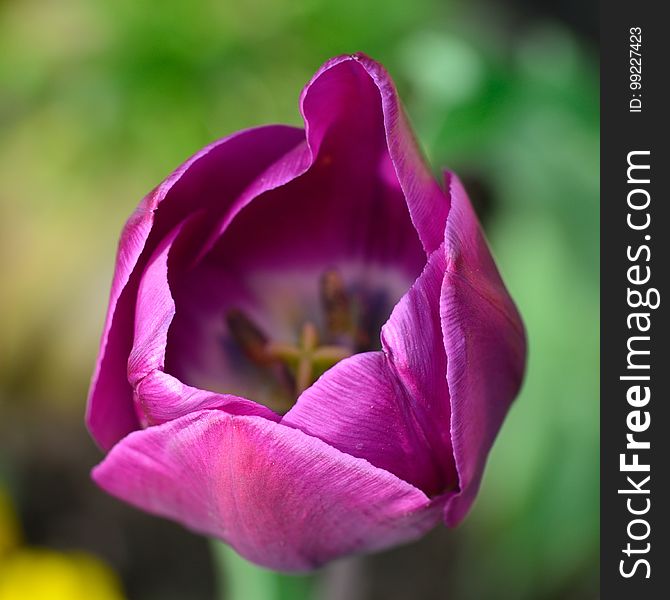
left=0, top=0, right=598, bottom=598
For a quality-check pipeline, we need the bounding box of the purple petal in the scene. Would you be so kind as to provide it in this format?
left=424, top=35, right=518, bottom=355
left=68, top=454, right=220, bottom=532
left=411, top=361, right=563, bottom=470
left=380, top=244, right=457, bottom=492
left=92, top=410, right=442, bottom=571
left=127, top=222, right=182, bottom=388
left=441, top=173, right=526, bottom=525
left=168, top=56, right=447, bottom=395
left=283, top=248, right=458, bottom=497
left=205, top=56, right=428, bottom=278
left=301, top=54, right=450, bottom=255
left=285, top=174, right=526, bottom=513
left=86, top=125, right=304, bottom=450
left=126, top=225, right=277, bottom=425
left=133, top=370, right=278, bottom=426
left=282, top=352, right=447, bottom=495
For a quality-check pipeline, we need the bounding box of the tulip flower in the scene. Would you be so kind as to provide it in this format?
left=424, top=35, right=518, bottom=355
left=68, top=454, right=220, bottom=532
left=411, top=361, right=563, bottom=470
left=87, top=53, right=526, bottom=571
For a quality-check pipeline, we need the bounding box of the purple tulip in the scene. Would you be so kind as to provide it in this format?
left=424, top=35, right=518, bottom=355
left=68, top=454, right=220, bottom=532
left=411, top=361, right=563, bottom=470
left=87, top=53, right=526, bottom=572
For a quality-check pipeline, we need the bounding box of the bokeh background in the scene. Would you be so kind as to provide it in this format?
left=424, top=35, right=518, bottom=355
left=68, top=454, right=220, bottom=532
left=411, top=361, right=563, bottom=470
left=0, top=0, right=598, bottom=598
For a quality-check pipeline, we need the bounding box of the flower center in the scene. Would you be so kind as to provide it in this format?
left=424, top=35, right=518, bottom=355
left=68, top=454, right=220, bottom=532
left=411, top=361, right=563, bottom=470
left=225, top=269, right=375, bottom=413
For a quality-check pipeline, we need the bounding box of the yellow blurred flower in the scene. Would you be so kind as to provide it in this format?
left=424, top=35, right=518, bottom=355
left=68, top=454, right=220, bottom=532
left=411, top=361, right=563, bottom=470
left=0, top=549, right=125, bottom=600
left=0, top=488, right=125, bottom=600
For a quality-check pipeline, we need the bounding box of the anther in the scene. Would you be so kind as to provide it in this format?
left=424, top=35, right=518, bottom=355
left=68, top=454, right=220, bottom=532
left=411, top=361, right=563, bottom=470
left=225, top=309, right=272, bottom=366
left=320, top=269, right=352, bottom=336
left=225, top=309, right=296, bottom=407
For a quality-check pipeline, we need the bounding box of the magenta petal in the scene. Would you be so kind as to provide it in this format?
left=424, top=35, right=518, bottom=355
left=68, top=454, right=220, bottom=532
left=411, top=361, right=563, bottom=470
left=133, top=371, right=278, bottom=425
left=282, top=351, right=448, bottom=495
left=92, top=410, right=442, bottom=571
left=379, top=244, right=457, bottom=493
left=86, top=125, right=304, bottom=450
left=301, top=54, right=450, bottom=255
left=441, top=173, right=526, bottom=525
left=127, top=222, right=182, bottom=388
left=283, top=247, right=458, bottom=496
left=207, top=55, right=428, bottom=280
left=127, top=230, right=277, bottom=425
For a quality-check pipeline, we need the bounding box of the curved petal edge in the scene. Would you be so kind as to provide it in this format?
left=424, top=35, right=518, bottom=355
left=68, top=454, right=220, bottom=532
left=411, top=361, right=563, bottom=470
left=441, top=173, right=527, bottom=525
left=92, top=410, right=443, bottom=572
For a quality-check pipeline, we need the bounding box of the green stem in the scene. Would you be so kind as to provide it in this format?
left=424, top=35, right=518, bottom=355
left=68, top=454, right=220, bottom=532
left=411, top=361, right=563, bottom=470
left=210, top=540, right=316, bottom=600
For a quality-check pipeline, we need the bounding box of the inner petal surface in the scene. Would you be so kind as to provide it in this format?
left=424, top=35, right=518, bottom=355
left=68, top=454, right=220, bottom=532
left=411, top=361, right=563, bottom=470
left=165, top=61, right=427, bottom=411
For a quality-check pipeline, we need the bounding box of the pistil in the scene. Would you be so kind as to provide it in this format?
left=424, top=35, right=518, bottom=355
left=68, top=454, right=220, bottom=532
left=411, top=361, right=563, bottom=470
left=268, top=323, right=352, bottom=395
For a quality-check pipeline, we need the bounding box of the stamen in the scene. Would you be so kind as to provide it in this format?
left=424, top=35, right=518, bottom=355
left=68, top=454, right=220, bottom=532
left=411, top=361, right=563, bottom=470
left=225, top=270, right=372, bottom=411
left=225, top=309, right=296, bottom=407
left=320, top=269, right=352, bottom=336
left=225, top=309, right=272, bottom=366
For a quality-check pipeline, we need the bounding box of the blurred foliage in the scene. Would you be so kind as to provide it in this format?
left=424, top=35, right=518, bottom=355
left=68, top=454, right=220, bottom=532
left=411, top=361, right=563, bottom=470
left=0, top=0, right=598, bottom=598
